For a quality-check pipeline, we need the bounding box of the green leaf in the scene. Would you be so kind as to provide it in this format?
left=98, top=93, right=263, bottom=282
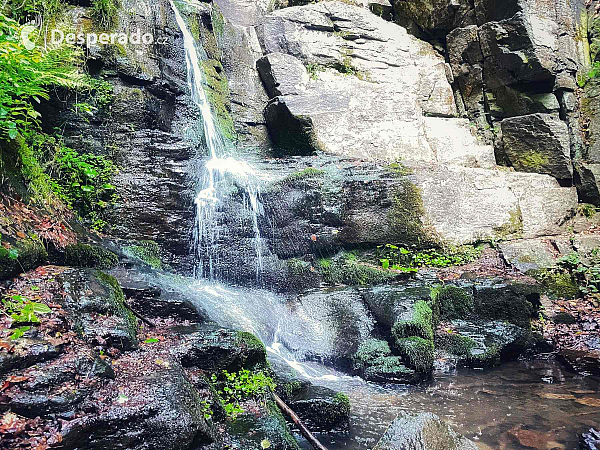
left=31, top=302, right=51, bottom=314
left=81, top=185, right=94, bottom=193
left=8, top=128, right=17, bottom=139
left=9, top=326, right=30, bottom=340
left=144, top=338, right=159, bottom=344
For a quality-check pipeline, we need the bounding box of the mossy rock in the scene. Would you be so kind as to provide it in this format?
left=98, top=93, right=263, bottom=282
left=391, top=300, right=434, bottom=341
left=319, top=252, right=397, bottom=286
left=288, top=386, right=350, bottom=432
left=219, top=399, right=300, bottom=450
left=435, top=331, right=477, bottom=357
left=353, top=338, right=392, bottom=371
left=553, top=312, right=577, bottom=324
left=64, top=243, right=118, bottom=269
left=123, top=240, right=162, bottom=269
left=531, top=269, right=579, bottom=299
left=431, top=285, right=473, bottom=322
left=464, top=344, right=501, bottom=368
left=364, top=356, right=420, bottom=384
left=393, top=336, right=434, bottom=374
left=56, top=269, right=138, bottom=350
left=0, top=235, right=47, bottom=280
left=201, top=59, right=235, bottom=141
left=176, top=325, right=268, bottom=372
left=473, top=280, right=539, bottom=327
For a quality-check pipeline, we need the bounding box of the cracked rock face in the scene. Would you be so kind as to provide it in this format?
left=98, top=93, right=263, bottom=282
left=256, top=2, right=500, bottom=163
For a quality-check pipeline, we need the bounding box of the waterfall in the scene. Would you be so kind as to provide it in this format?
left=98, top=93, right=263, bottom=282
left=169, top=0, right=264, bottom=281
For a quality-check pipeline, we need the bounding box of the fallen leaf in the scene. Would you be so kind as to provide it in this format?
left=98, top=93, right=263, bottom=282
left=576, top=397, right=600, bottom=407
left=16, top=231, right=26, bottom=239
left=538, top=393, right=575, bottom=400
left=0, top=411, right=26, bottom=434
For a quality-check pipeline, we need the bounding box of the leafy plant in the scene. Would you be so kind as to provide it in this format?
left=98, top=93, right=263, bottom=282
left=0, top=233, right=19, bottom=261
left=1, top=294, right=51, bottom=340
left=0, top=13, right=83, bottom=140
left=377, top=244, right=482, bottom=271
left=306, top=63, right=325, bottom=81
left=46, top=145, right=119, bottom=230
left=210, top=369, right=276, bottom=419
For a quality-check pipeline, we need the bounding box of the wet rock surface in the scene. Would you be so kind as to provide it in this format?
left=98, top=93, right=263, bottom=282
left=373, top=411, right=478, bottom=450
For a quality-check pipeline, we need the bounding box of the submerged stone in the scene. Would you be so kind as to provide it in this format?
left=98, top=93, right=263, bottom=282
left=374, top=411, right=478, bottom=450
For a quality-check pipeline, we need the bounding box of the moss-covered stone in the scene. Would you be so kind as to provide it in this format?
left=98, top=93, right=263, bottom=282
left=431, top=285, right=474, bottom=321
left=473, top=281, right=538, bottom=327
left=435, top=331, right=477, bottom=357
left=123, top=240, right=162, bottom=269
left=531, top=269, right=579, bottom=299
left=282, top=167, right=326, bottom=184
left=235, top=331, right=266, bottom=354
left=287, top=386, right=350, bottom=432
left=493, top=207, right=524, bottom=240
left=464, top=344, right=501, bottom=368
left=0, top=235, right=47, bottom=280
left=391, top=300, right=434, bottom=341
left=393, top=336, right=434, bottom=374
left=364, top=356, right=420, bottom=384
left=388, top=178, right=430, bottom=245
left=353, top=338, right=392, bottom=371
left=319, top=252, right=396, bottom=286
left=95, top=271, right=139, bottom=344
left=64, top=243, right=118, bottom=269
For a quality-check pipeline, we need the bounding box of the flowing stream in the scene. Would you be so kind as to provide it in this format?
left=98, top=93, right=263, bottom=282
left=166, top=3, right=600, bottom=449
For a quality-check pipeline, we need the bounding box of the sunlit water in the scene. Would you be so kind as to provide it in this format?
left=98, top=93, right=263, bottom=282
left=170, top=1, right=264, bottom=281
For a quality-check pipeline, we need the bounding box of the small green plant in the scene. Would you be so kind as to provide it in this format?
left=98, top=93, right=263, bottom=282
left=1, top=294, right=51, bottom=340
left=210, top=369, right=276, bottom=419
left=578, top=203, right=597, bottom=218
left=377, top=244, right=482, bottom=271
left=0, top=233, right=19, bottom=261
left=200, top=401, right=213, bottom=420
left=306, top=63, right=325, bottom=81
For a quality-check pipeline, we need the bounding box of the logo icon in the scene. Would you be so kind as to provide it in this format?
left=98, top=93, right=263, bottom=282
left=21, top=25, right=37, bottom=50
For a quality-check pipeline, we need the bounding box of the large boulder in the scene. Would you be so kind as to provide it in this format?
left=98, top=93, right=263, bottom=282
left=257, top=2, right=501, bottom=165
left=501, top=114, right=572, bottom=181
left=374, top=412, right=478, bottom=450
left=575, top=161, right=600, bottom=206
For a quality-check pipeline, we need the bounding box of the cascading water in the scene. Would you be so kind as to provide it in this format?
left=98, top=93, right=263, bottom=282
left=170, top=1, right=263, bottom=281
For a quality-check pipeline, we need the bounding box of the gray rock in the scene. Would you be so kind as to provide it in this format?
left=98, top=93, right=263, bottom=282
left=360, top=283, right=431, bottom=329
left=498, top=238, right=563, bottom=273
left=60, top=363, right=214, bottom=449
left=256, top=2, right=505, bottom=164
left=583, top=78, right=600, bottom=164
left=502, top=114, right=572, bottom=181
left=391, top=0, right=476, bottom=33
left=415, top=165, right=577, bottom=244
left=286, top=385, right=350, bottom=432
left=58, top=269, right=139, bottom=351
left=374, top=411, right=478, bottom=450
left=257, top=53, right=309, bottom=97
left=575, top=161, right=600, bottom=206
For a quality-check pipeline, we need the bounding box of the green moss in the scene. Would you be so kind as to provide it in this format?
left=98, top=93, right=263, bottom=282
left=123, top=240, right=162, bottom=269
left=474, top=283, right=536, bottom=327
left=332, top=392, right=350, bottom=416
left=436, top=331, right=477, bottom=357
left=516, top=151, right=550, bottom=170
left=391, top=300, right=434, bottom=341
left=95, top=270, right=138, bottom=342
left=319, top=252, right=396, bottom=286
left=388, top=176, right=430, bottom=245
left=531, top=269, right=579, bottom=299
left=0, top=235, right=48, bottom=280
left=201, top=59, right=235, bottom=141
left=64, top=243, right=118, bottom=269
left=465, top=344, right=500, bottom=368
left=265, top=400, right=302, bottom=449
left=494, top=207, right=524, bottom=240
left=364, top=356, right=417, bottom=382
left=282, top=167, right=326, bottom=184
left=353, top=339, right=392, bottom=370
left=430, top=285, right=473, bottom=321
left=211, top=3, right=225, bottom=39
left=236, top=331, right=267, bottom=355
left=394, top=336, right=434, bottom=374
